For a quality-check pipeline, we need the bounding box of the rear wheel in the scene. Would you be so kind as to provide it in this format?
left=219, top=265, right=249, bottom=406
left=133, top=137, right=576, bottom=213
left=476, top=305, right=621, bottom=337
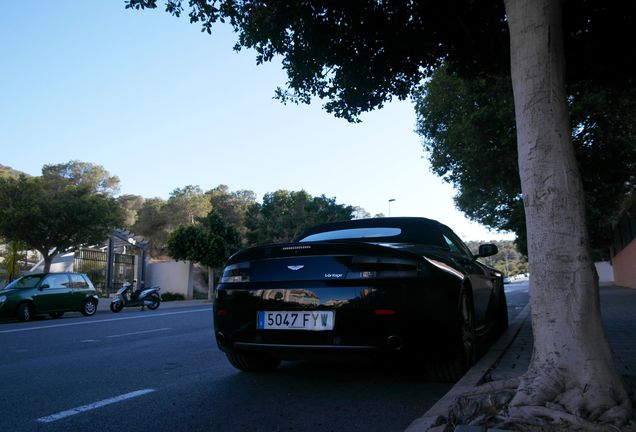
left=17, top=303, right=32, bottom=322
left=81, top=299, right=97, bottom=316
left=146, top=294, right=160, bottom=310
left=226, top=351, right=281, bottom=372
left=427, top=288, right=476, bottom=382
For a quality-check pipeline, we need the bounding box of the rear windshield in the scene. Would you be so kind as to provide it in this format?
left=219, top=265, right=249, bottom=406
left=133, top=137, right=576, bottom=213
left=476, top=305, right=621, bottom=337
left=5, top=275, right=44, bottom=289
left=299, top=227, right=401, bottom=243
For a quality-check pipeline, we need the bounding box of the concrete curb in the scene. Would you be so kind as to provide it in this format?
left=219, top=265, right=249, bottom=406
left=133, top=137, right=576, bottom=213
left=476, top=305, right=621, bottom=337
left=405, top=304, right=531, bottom=432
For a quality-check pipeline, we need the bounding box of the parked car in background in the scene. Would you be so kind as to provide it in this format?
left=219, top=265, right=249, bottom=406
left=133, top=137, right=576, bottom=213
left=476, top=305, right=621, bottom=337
left=0, top=272, right=99, bottom=322
left=214, top=217, right=508, bottom=381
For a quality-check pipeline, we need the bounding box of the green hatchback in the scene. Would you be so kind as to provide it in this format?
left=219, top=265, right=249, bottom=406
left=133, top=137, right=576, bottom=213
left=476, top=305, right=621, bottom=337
left=0, top=272, right=99, bottom=322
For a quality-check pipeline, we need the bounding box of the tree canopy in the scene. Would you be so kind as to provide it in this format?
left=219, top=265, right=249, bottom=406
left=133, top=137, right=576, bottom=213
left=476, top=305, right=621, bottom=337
left=414, top=67, right=636, bottom=253
left=0, top=175, right=124, bottom=272
left=42, top=160, right=121, bottom=196
left=130, top=186, right=212, bottom=256
left=244, top=190, right=354, bottom=245
left=127, top=1, right=635, bottom=121
left=168, top=212, right=241, bottom=268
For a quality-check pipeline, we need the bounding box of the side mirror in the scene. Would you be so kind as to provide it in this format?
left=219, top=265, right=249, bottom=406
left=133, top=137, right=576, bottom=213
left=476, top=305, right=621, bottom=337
left=39, top=284, right=50, bottom=290
left=476, top=244, right=498, bottom=258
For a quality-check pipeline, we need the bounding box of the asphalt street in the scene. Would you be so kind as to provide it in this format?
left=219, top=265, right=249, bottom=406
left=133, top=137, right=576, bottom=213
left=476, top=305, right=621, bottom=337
left=2, top=291, right=527, bottom=432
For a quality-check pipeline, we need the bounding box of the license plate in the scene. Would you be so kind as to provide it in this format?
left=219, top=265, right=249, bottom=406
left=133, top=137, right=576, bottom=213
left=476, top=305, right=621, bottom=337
left=257, top=311, right=335, bottom=331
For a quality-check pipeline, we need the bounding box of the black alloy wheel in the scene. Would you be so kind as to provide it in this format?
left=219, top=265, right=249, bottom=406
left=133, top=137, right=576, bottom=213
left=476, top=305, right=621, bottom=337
left=459, top=288, right=477, bottom=370
left=81, top=299, right=97, bottom=316
left=17, top=302, right=32, bottom=322
left=427, top=287, right=477, bottom=382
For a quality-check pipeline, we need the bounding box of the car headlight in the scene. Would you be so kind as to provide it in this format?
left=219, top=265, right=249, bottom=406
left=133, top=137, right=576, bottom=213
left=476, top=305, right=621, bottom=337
left=0, top=295, right=6, bottom=304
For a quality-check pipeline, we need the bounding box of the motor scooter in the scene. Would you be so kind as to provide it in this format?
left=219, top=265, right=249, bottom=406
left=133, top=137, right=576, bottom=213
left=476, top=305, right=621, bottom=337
left=110, top=280, right=161, bottom=312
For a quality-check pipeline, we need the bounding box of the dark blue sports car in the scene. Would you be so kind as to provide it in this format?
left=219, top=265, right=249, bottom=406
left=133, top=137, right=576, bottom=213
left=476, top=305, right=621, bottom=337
left=214, top=217, right=507, bottom=381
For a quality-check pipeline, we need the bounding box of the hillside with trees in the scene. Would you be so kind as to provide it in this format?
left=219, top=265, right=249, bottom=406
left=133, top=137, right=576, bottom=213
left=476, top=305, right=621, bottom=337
left=467, top=240, right=528, bottom=277
left=0, top=164, right=26, bottom=179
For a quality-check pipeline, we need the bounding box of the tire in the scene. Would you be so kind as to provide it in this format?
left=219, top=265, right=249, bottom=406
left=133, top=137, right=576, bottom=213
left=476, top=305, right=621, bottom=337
left=146, top=294, right=160, bottom=310
left=110, top=301, right=123, bottom=313
left=226, top=351, right=281, bottom=373
left=81, top=299, right=97, bottom=316
left=427, top=287, right=476, bottom=382
left=49, top=312, right=64, bottom=319
left=17, top=302, right=32, bottom=322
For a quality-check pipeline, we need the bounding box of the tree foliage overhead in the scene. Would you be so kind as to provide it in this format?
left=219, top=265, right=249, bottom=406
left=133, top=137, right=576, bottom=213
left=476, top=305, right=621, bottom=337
left=126, top=1, right=635, bottom=121
left=414, top=68, right=636, bottom=252
left=126, top=0, right=510, bottom=121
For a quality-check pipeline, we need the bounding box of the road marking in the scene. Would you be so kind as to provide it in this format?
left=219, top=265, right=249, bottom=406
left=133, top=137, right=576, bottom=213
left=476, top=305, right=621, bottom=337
left=0, top=308, right=209, bottom=334
left=36, top=389, right=156, bottom=423
left=106, top=327, right=172, bottom=338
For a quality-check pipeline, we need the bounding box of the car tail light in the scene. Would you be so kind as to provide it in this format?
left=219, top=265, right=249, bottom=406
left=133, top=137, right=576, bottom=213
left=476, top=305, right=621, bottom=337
left=347, top=256, right=420, bottom=279
left=374, top=309, right=396, bottom=316
left=220, top=262, right=250, bottom=283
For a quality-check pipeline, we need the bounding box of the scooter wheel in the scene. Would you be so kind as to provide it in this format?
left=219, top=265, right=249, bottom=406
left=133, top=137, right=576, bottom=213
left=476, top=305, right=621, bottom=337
left=110, top=301, right=124, bottom=313
left=146, top=294, right=160, bottom=311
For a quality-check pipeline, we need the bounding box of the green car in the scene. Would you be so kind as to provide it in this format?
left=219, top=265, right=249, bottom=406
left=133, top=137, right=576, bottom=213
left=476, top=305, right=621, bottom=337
left=0, top=272, right=99, bottom=322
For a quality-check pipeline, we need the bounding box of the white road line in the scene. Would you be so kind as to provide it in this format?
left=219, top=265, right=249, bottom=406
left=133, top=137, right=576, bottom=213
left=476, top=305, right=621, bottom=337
left=106, top=327, right=172, bottom=338
left=0, top=308, right=209, bottom=334
left=36, top=389, right=156, bottom=423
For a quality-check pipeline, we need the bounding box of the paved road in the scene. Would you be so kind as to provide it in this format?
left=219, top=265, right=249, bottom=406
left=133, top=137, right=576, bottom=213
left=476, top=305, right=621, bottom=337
left=0, top=302, right=469, bottom=432
left=504, top=280, right=530, bottom=321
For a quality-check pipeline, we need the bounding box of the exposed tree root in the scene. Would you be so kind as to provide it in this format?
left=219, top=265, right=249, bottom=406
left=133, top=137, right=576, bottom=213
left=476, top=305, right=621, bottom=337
left=442, top=372, right=636, bottom=432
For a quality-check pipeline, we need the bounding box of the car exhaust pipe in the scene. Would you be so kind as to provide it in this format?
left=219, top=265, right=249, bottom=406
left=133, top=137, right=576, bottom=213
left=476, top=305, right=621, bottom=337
left=216, top=332, right=226, bottom=346
left=385, top=335, right=403, bottom=351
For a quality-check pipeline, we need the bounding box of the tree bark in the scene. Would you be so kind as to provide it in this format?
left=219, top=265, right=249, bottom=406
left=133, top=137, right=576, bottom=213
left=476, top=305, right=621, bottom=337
left=504, top=0, right=631, bottom=425
left=41, top=252, right=52, bottom=273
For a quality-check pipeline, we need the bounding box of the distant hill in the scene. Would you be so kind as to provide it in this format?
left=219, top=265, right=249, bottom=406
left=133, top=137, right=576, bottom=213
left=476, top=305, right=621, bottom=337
left=0, top=164, right=28, bottom=179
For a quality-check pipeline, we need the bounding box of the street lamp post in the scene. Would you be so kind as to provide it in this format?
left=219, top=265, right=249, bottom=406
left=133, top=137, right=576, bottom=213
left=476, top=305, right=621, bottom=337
left=388, top=198, right=396, bottom=217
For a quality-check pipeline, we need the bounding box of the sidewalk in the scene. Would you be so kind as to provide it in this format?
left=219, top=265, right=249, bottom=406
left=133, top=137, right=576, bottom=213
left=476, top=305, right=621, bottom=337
left=96, top=297, right=211, bottom=313
left=406, top=284, right=636, bottom=431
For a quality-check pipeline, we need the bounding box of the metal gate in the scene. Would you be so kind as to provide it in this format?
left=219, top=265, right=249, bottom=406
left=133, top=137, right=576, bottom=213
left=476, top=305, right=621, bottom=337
left=74, top=249, right=135, bottom=296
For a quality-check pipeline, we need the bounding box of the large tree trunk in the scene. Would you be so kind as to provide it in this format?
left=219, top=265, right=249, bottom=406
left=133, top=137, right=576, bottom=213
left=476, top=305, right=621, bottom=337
left=504, top=0, right=631, bottom=426
left=41, top=252, right=53, bottom=273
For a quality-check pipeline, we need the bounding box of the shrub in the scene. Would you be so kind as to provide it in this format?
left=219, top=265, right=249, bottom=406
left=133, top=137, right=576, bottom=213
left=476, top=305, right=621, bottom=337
left=161, top=292, right=185, bottom=301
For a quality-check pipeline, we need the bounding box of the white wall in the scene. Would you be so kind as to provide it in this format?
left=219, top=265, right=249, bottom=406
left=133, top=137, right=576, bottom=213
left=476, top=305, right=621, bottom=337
left=29, top=252, right=75, bottom=273
left=146, top=260, right=194, bottom=299
left=595, top=261, right=614, bottom=284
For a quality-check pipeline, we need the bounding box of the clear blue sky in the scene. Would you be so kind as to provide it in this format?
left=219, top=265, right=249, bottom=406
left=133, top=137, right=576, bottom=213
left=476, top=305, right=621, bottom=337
left=0, top=1, right=513, bottom=242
